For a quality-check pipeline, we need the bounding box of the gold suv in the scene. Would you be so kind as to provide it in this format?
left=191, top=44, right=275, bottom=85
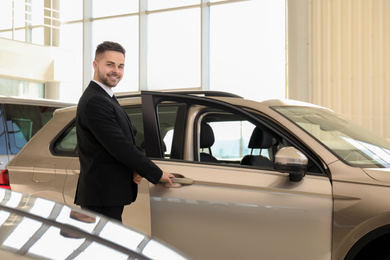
left=5, top=91, right=390, bottom=259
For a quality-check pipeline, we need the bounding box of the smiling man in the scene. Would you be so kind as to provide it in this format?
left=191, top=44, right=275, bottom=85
left=75, top=41, right=173, bottom=222
left=93, top=46, right=124, bottom=88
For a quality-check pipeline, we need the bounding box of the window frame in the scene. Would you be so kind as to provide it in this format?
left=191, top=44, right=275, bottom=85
left=195, top=109, right=259, bottom=164
left=141, top=91, right=328, bottom=177
left=50, top=120, right=78, bottom=157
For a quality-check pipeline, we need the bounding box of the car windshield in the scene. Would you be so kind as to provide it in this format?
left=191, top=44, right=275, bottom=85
left=274, top=106, right=390, bottom=168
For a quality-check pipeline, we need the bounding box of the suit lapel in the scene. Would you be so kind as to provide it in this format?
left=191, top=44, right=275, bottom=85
left=89, top=82, right=136, bottom=141
left=111, top=95, right=136, bottom=140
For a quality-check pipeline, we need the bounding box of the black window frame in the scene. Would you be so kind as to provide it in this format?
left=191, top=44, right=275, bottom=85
left=141, top=91, right=328, bottom=177
left=50, top=120, right=78, bottom=157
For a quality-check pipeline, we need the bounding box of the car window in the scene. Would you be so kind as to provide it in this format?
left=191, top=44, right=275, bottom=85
left=202, top=114, right=254, bottom=162
left=52, top=122, right=77, bottom=156
left=123, top=106, right=145, bottom=153
left=125, top=105, right=181, bottom=158
left=274, top=105, right=390, bottom=168
left=0, top=106, right=7, bottom=155
left=157, top=105, right=181, bottom=159
left=152, top=103, right=283, bottom=168
left=198, top=112, right=279, bottom=166
left=5, top=104, right=57, bottom=155
left=52, top=105, right=180, bottom=158
left=127, top=104, right=182, bottom=157
left=196, top=110, right=323, bottom=174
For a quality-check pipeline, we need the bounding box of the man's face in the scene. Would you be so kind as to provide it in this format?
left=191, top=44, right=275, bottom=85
left=93, top=50, right=125, bottom=88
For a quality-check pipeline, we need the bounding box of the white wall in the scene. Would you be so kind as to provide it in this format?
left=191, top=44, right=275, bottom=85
left=0, top=38, right=74, bottom=100
left=289, top=0, right=390, bottom=139
left=311, top=0, right=390, bottom=138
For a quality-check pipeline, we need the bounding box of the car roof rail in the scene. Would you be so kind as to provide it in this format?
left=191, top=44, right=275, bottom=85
left=163, top=91, right=242, bottom=98
left=116, top=90, right=242, bottom=100
left=115, top=93, right=141, bottom=99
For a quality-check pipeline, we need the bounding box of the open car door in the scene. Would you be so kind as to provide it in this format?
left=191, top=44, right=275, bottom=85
left=141, top=91, right=333, bottom=260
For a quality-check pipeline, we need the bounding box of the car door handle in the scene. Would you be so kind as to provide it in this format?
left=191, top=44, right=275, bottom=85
left=159, top=173, right=194, bottom=188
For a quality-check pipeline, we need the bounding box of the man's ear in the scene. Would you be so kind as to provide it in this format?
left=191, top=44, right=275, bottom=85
left=92, top=60, right=98, bottom=70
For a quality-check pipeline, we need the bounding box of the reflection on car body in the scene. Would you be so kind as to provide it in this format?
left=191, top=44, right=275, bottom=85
left=5, top=91, right=390, bottom=259
left=0, top=189, right=187, bottom=260
left=0, top=96, right=74, bottom=170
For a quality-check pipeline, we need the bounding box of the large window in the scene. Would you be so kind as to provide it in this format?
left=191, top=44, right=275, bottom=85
left=92, top=16, right=139, bottom=92
left=210, top=0, right=285, bottom=101
left=58, top=22, right=83, bottom=101
left=92, top=0, right=138, bottom=17
left=0, top=0, right=58, bottom=45
left=5, top=104, right=58, bottom=154
left=148, top=8, right=201, bottom=90
left=0, top=78, right=44, bottom=98
left=1, top=0, right=286, bottom=102
left=58, top=0, right=83, bottom=101
left=148, top=0, right=199, bottom=10
left=0, top=1, right=12, bottom=39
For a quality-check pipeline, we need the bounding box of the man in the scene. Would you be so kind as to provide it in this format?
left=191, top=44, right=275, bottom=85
left=75, top=41, right=174, bottom=222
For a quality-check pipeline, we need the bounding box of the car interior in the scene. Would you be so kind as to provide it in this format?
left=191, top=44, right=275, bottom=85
left=240, top=127, right=275, bottom=168
left=51, top=101, right=323, bottom=175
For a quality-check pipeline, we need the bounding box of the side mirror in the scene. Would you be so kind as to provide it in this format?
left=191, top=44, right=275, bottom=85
left=274, top=147, right=308, bottom=182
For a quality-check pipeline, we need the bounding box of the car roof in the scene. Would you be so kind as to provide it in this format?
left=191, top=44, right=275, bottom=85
left=259, top=98, right=328, bottom=109
left=0, top=96, right=75, bottom=107
left=116, top=90, right=242, bottom=98
left=0, top=189, right=187, bottom=260
left=52, top=90, right=326, bottom=118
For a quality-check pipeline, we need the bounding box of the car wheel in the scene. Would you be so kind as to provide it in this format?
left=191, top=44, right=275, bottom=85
left=353, top=234, right=390, bottom=260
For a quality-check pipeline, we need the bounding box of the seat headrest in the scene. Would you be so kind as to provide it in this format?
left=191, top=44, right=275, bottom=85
left=200, top=123, right=215, bottom=148
left=248, top=127, right=274, bottom=149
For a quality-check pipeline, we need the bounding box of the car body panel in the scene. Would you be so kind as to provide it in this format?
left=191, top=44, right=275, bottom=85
left=326, top=160, right=390, bottom=259
left=7, top=108, right=76, bottom=204
left=363, top=168, right=390, bottom=183
left=151, top=160, right=332, bottom=259
left=63, top=158, right=153, bottom=236
left=6, top=91, right=390, bottom=259
left=0, top=189, right=187, bottom=260
left=8, top=105, right=154, bottom=236
left=0, top=97, right=74, bottom=170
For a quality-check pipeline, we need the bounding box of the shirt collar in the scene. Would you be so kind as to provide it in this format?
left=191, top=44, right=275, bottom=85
left=92, top=79, right=114, bottom=97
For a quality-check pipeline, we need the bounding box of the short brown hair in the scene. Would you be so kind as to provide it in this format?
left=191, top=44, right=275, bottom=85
left=95, top=41, right=126, bottom=60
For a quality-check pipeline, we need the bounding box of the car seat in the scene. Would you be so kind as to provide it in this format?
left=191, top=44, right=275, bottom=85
left=200, top=122, right=219, bottom=163
left=241, top=127, right=274, bottom=168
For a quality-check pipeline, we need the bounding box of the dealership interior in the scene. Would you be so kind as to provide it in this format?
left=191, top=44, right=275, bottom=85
left=2, top=1, right=390, bottom=259
left=0, top=0, right=389, bottom=139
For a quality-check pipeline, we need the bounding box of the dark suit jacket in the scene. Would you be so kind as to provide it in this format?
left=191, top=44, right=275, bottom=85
left=74, top=81, right=162, bottom=206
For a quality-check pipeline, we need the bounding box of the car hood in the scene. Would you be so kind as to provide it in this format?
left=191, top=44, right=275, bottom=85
left=363, top=168, right=390, bottom=184
left=0, top=189, right=187, bottom=260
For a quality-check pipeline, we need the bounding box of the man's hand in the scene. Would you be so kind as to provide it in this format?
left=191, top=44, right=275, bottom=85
left=160, top=170, right=174, bottom=186
left=133, top=172, right=143, bottom=184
